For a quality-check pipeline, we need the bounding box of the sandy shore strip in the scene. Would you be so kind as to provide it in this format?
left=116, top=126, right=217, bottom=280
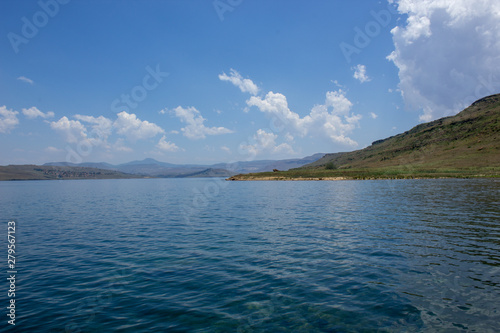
left=226, top=176, right=347, bottom=181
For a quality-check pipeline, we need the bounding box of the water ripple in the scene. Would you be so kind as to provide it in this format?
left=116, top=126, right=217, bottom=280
left=0, top=179, right=499, bottom=332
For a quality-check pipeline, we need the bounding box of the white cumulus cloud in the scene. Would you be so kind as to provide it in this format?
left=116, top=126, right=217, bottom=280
left=388, top=0, right=500, bottom=121
left=114, top=111, right=164, bottom=141
left=247, top=92, right=309, bottom=136
left=50, top=116, right=88, bottom=143
left=219, top=69, right=260, bottom=95
left=156, top=135, right=182, bottom=152
left=74, top=115, right=113, bottom=145
left=353, top=64, right=371, bottom=83
left=0, top=106, right=20, bottom=133
left=239, top=129, right=295, bottom=158
left=172, top=106, right=233, bottom=140
left=309, top=91, right=362, bottom=146
left=112, top=138, right=133, bottom=152
left=22, top=107, right=55, bottom=119
left=221, top=71, right=361, bottom=147
left=247, top=89, right=361, bottom=146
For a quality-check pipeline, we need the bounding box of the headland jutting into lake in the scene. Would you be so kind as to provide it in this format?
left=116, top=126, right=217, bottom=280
left=227, top=94, right=500, bottom=181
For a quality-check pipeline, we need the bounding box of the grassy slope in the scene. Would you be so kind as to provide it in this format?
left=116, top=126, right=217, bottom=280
left=0, top=165, right=140, bottom=181
left=229, top=94, right=500, bottom=180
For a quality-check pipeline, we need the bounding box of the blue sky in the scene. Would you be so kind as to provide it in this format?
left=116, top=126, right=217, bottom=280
left=1, top=0, right=499, bottom=165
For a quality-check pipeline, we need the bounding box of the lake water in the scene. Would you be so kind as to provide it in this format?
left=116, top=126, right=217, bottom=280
left=1, top=178, right=499, bottom=332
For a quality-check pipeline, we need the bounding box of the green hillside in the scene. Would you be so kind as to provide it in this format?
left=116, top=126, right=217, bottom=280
left=228, top=94, right=500, bottom=180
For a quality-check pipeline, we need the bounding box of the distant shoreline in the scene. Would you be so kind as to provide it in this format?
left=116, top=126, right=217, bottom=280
left=227, top=176, right=347, bottom=181
left=226, top=176, right=497, bottom=181
left=226, top=170, right=499, bottom=181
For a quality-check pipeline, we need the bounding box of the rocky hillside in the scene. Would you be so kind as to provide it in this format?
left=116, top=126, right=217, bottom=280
left=306, top=94, right=500, bottom=171
left=228, top=94, right=500, bottom=180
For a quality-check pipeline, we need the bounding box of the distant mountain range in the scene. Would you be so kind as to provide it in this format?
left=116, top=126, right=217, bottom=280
left=0, top=154, right=325, bottom=181
left=41, top=153, right=325, bottom=178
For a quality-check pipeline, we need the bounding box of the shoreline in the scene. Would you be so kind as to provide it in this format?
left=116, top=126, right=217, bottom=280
left=226, top=176, right=347, bottom=181
left=226, top=174, right=498, bottom=181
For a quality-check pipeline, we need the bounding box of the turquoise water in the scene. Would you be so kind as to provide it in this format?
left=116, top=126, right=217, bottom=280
left=1, top=178, right=499, bottom=332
